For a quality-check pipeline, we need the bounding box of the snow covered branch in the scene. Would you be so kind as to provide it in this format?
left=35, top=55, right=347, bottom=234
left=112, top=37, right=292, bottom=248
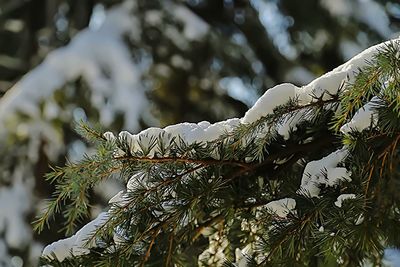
left=41, top=37, right=400, bottom=265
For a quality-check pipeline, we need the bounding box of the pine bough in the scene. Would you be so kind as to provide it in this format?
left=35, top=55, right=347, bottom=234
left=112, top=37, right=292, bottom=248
left=36, top=38, right=400, bottom=266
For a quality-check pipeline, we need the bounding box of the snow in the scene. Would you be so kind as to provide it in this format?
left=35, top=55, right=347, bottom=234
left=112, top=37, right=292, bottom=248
left=145, top=10, right=163, bottom=26
left=383, top=248, right=400, bottom=267
left=334, top=194, right=356, bottom=208
left=265, top=198, right=296, bottom=218
left=198, top=231, right=229, bottom=266
left=340, top=96, right=380, bottom=134
left=0, top=170, right=32, bottom=250
left=277, top=109, right=311, bottom=140
left=0, top=2, right=148, bottom=262
left=126, top=173, right=144, bottom=192
left=41, top=36, right=400, bottom=262
left=235, top=247, right=250, bottom=267
left=0, top=2, right=145, bottom=131
left=108, top=190, right=125, bottom=204
left=103, top=131, right=116, bottom=142
left=355, top=214, right=364, bottom=225
left=169, top=4, right=209, bottom=41
left=42, top=212, right=109, bottom=261
left=299, top=148, right=350, bottom=197
left=114, top=119, right=240, bottom=158
left=242, top=83, right=297, bottom=124
left=108, top=38, right=399, bottom=157
left=321, top=0, right=392, bottom=38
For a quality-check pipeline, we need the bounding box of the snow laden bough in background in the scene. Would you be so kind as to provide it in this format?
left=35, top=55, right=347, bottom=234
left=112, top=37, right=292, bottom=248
left=0, top=1, right=145, bottom=135
left=42, top=38, right=400, bottom=265
left=0, top=1, right=146, bottom=265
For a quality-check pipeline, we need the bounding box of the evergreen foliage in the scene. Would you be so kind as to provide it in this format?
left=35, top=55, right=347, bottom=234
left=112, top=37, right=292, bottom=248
left=1, top=0, right=400, bottom=265
left=36, top=42, right=400, bottom=266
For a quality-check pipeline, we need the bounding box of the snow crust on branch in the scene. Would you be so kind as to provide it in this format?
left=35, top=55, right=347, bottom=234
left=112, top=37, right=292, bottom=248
left=264, top=198, right=296, bottom=218
left=298, top=148, right=351, bottom=197
left=105, top=38, right=395, bottom=158
left=42, top=212, right=108, bottom=262
left=43, top=38, right=400, bottom=261
left=334, top=194, right=356, bottom=208
left=340, top=96, right=380, bottom=134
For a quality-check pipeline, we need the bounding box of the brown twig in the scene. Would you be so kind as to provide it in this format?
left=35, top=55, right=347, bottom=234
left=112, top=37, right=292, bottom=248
left=115, top=155, right=252, bottom=170
left=192, top=214, right=224, bottom=242
left=164, top=234, right=174, bottom=267
left=140, top=229, right=160, bottom=267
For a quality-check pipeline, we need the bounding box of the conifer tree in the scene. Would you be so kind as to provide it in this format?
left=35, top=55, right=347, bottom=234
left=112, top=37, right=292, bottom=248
left=36, top=38, right=400, bottom=266
left=1, top=0, right=399, bottom=265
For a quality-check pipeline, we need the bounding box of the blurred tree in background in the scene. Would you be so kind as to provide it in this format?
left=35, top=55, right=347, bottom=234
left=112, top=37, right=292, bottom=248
left=0, top=0, right=398, bottom=266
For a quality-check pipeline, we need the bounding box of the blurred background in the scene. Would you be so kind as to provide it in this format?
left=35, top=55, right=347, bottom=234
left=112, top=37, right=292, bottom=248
left=0, top=0, right=399, bottom=266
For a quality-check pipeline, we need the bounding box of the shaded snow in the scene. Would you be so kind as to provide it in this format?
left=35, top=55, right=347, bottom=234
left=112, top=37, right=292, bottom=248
left=334, top=193, right=356, bottom=207
left=265, top=198, right=296, bottom=218
left=170, top=4, right=209, bottom=40
left=42, top=212, right=109, bottom=262
left=108, top=119, right=240, bottom=159
left=0, top=2, right=145, bottom=131
left=340, top=96, right=380, bottom=134
left=383, top=248, right=400, bottom=267
left=198, top=231, right=229, bottom=266
left=299, top=148, right=350, bottom=197
left=321, top=0, right=392, bottom=38
left=0, top=2, right=145, bottom=264
left=0, top=176, right=32, bottom=249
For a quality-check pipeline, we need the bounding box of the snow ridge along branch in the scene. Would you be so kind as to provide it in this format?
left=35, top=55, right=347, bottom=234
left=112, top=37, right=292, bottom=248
left=39, top=38, right=400, bottom=265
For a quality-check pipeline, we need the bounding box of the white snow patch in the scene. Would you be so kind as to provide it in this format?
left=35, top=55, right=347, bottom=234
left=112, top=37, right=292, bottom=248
left=170, top=4, right=209, bottom=40
left=383, top=248, right=400, bottom=267
left=321, top=0, right=392, bottom=38
left=109, top=38, right=399, bottom=156
left=277, top=109, right=312, bottom=140
left=334, top=193, right=356, bottom=208
left=0, top=169, right=32, bottom=250
left=117, top=119, right=240, bottom=159
left=108, top=190, right=125, bottom=204
left=0, top=2, right=145, bottom=131
left=127, top=173, right=147, bottom=192
left=242, top=83, right=297, bottom=124
left=103, top=131, right=116, bottom=141
left=235, top=246, right=252, bottom=267
left=355, top=214, right=364, bottom=225
left=198, top=231, right=228, bottom=266
left=299, top=148, right=350, bottom=197
left=265, top=198, right=296, bottom=218
left=42, top=212, right=109, bottom=261
left=340, top=96, right=380, bottom=134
